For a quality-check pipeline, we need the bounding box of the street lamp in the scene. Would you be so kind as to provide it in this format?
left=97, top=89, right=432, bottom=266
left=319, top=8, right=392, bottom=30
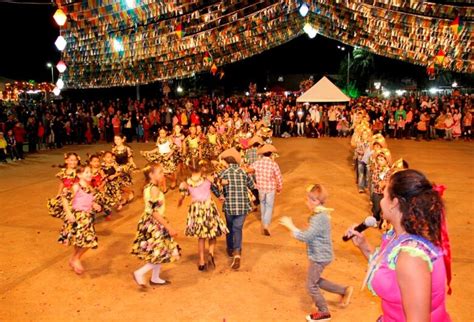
left=337, top=46, right=350, bottom=90
left=46, top=62, right=54, bottom=84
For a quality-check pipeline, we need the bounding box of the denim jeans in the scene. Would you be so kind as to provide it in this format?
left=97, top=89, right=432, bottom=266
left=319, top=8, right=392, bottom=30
left=371, top=193, right=383, bottom=222
left=225, top=213, right=246, bottom=252
left=357, top=161, right=367, bottom=190
left=307, top=261, right=346, bottom=313
left=259, top=191, right=276, bottom=227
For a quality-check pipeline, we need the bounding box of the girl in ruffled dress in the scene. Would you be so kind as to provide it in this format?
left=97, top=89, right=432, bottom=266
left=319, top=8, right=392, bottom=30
left=141, top=128, right=177, bottom=192
left=58, top=165, right=102, bottom=274
left=47, top=153, right=80, bottom=219
left=131, top=164, right=180, bottom=287
left=178, top=159, right=228, bottom=271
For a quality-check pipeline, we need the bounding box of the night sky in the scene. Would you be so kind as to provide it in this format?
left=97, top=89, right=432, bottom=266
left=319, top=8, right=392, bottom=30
left=0, top=1, right=450, bottom=91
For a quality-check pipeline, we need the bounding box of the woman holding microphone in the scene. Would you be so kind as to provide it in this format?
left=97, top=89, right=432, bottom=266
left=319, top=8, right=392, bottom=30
left=346, top=169, right=451, bottom=322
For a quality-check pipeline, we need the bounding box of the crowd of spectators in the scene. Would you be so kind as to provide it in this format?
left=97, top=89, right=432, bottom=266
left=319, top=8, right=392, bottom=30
left=0, top=93, right=471, bottom=163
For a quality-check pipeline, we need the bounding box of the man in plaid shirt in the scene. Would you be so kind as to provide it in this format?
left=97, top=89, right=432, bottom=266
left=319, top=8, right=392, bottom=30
left=250, top=144, right=282, bottom=236
left=212, top=148, right=255, bottom=270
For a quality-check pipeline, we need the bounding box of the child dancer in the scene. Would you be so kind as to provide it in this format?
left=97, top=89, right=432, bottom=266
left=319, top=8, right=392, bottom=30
left=58, top=164, right=102, bottom=274
left=171, top=124, right=185, bottom=176
left=112, top=135, right=136, bottom=203
left=47, top=153, right=80, bottom=219
left=202, top=125, right=221, bottom=161
left=141, top=128, right=177, bottom=192
left=101, top=151, right=123, bottom=211
left=131, top=163, right=180, bottom=287
left=88, top=153, right=113, bottom=220
left=280, top=184, right=353, bottom=321
left=183, top=126, right=202, bottom=166
left=370, top=148, right=392, bottom=225
left=178, top=159, right=228, bottom=271
left=211, top=148, right=255, bottom=270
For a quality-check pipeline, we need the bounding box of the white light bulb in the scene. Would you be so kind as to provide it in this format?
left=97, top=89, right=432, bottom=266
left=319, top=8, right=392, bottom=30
left=56, top=78, right=64, bottom=90
left=299, top=3, right=309, bottom=17
left=55, top=36, right=67, bottom=51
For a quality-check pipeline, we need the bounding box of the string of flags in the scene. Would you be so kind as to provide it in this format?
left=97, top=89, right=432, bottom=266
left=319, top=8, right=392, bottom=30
left=55, top=0, right=472, bottom=88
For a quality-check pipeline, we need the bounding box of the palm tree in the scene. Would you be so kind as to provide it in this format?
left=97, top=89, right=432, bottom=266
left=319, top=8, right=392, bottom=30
left=350, top=48, right=375, bottom=92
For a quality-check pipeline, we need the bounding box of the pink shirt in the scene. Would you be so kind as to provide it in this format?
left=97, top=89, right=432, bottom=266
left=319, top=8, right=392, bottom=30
left=72, top=186, right=94, bottom=212
left=188, top=180, right=211, bottom=202
left=368, top=230, right=450, bottom=322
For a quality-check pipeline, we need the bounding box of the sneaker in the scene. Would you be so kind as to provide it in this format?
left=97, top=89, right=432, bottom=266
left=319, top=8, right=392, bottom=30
left=306, top=312, right=331, bottom=321
left=231, top=256, right=241, bottom=270
left=340, top=286, right=353, bottom=308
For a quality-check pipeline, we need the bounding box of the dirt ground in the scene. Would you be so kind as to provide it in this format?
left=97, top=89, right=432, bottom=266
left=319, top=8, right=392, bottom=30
left=0, top=137, right=472, bottom=322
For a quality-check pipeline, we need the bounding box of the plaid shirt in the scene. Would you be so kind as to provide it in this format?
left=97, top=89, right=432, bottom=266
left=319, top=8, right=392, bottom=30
left=212, top=164, right=255, bottom=216
left=250, top=157, right=283, bottom=193
left=293, top=211, right=333, bottom=263
left=245, top=148, right=258, bottom=165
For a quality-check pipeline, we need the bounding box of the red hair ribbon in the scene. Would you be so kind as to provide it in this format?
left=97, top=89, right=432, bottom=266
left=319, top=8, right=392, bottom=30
left=433, top=184, right=452, bottom=295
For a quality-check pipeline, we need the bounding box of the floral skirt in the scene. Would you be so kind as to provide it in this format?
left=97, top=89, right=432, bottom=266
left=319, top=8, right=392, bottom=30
left=185, top=149, right=200, bottom=166
left=131, top=213, right=181, bottom=264
left=58, top=210, right=98, bottom=248
left=95, top=182, right=121, bottom=212
left=144, top=152, right=177, bottom=175
left=185, top=200, right=229, bottom=239
left=47, top=191, right=72, bottom=219
left=202, top=143, right=221, bottom=161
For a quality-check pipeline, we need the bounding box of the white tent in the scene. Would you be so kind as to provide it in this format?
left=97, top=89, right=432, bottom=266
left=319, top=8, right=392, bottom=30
left=297, top=76, right=350, bottom=103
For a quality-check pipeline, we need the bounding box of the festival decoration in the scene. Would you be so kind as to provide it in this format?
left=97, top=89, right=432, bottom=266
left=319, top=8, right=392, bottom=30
left=53, top=87, right=61, bottom=96
left=53, top=8, right=67, bottom=26
left=210, top=63, right=218, bottom=76
left=56, top=78, right=65, bottom=90
left=450, top=16, right=462, bottom=36
left=56, top=60, right=67, bottom=73
left=1, top=81, right=55, bottom=101
left=55, top=36, right=67, bottom=51
left=56, top=0, right=472, bottom=88
left=436, top=49, right=446, bottom=65
left=176, top=23, right=184, bottom=39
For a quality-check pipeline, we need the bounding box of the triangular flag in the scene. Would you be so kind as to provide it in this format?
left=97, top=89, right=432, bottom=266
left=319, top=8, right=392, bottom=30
left=450, top=16, right=461, bottom=36
left=435, top=49, right=445, bottom=65
left=176, top=23, right=184, bottom=39
left=211, top=63, right=218, bottom=76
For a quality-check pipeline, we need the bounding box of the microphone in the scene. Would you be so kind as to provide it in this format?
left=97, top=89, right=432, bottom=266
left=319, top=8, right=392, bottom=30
left=343, top=216, right=377, bottom=241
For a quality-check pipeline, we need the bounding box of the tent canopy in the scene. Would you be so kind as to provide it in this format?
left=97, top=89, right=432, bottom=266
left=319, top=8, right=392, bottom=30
left=297, top=76, right=350, bottom=103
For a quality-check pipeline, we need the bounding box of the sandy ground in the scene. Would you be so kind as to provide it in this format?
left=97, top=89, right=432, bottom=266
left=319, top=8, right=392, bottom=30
left=0, top=138, right=472, bottom=322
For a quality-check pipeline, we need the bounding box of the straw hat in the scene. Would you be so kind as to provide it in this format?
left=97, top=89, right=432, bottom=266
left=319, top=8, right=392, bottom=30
left=391, top=158, right=407, bottom=173
left=372, top=134, right=387, bottom=149
left=219, top=147, right=242, bottom=164
left=257, top=144, right=278, bottom=155
left=248, top=136, right=264, bottom=147
left=374, top=148, right=392, bottom=165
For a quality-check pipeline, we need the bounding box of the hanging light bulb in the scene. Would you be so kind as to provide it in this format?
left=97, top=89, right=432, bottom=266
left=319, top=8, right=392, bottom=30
left=303, top=23, right=317, bottom=38
left=299, top=3, right=309, bottom=17
left=56, top=61, right=67, bottom=73
left=56, top=78, right=64, bottom=90
left=55, top=36, right=67, bottom=51
left=53, top=87, right=61, bottom=96
left=53, top=8, right=67, bottom=26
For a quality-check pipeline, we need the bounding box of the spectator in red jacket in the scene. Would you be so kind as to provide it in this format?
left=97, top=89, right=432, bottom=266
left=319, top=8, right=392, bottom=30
left=13, top=122, right=26, bottom=159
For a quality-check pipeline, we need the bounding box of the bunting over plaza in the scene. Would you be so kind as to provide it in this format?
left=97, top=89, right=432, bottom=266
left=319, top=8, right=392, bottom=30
left=54, top=0, right=473, bottom=89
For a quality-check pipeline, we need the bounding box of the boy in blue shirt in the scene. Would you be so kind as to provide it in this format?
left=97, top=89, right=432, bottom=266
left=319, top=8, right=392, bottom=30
left=280, top=184, right=353, bottom=321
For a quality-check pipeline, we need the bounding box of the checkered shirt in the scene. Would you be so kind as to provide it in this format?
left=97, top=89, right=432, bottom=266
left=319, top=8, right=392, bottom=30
left=211, top=164, right=255, bottom=216
left=245, top=148, right=258, bottom=165
left=250, top=157, right=283, bottom=193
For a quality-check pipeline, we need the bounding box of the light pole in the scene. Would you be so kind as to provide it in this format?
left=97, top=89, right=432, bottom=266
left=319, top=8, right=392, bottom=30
left=46, top=62, right=54, bottom=84
left=337, top=46, right=350, bottom=90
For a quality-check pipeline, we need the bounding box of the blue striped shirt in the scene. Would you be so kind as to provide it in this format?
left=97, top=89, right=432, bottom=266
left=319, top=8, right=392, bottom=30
left=293, top=211, right=333, bottom=263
